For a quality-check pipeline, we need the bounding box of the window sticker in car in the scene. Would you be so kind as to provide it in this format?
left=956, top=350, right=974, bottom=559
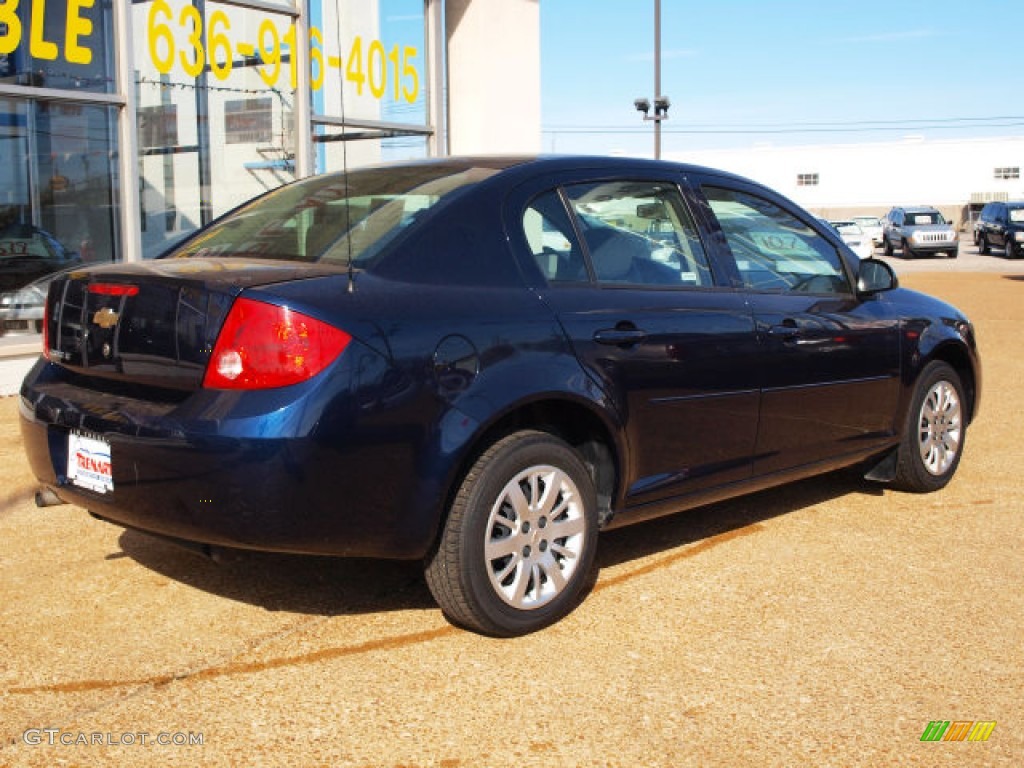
left=746, top=229, right=826, bottom=264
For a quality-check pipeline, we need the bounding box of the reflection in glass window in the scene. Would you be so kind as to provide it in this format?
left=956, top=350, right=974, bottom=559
left=225, top=99, right=274, bottom=144
left=311, top=0, right=430, bottom=171
left=704, top=186, right=847, bottom=294
left=563, top=180, right=714, bottom=287
left=522, top=191, right=586, bottom=282
left=133, top=1, right=298, bottom=258
left=172, top=162, right=499, bottom=267
left=704, top=186, right=851, bottom=294
left=0, top=99, right=119, bottom=340
left=0, top=1, right=116, bottom=93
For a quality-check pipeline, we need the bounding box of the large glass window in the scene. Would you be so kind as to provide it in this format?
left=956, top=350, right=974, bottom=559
left=133, top=1, right=299, bottom=258
left=311, top=0, right=430, bottom=172
left=0, top=0, right=117, bottom=93
left=1, top=97, right=119, bottom=341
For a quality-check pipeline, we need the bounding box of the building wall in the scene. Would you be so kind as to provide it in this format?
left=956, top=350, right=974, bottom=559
left=671, top=135, right=1024, bottom=225
left=446, top=0, right=541, bottom=154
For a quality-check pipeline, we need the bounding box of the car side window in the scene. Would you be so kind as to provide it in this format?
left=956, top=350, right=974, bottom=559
left=522, top=190, right=588, bottom=282
left=703, top=185, right=852, bottom=294
left=562, top=180, right=714, bottom=287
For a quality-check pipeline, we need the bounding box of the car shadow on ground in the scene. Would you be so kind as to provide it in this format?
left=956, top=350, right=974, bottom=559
left=596, top=467, right=880, bottom=572
left=116, top=529, right=436, bottom=615
left=115, top=468, right=883, bottom=619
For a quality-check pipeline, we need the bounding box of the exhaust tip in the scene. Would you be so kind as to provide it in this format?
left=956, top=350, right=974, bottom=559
left=35, top=488, right=66, bottom=507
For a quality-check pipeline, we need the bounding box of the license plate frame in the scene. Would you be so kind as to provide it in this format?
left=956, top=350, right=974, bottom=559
left=67, top=432, right=114, bottom=494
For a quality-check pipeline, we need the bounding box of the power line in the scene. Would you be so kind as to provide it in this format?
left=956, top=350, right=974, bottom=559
left=543, top=115, right=1024, bottom=136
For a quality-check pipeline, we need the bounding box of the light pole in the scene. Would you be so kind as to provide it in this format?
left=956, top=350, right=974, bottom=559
left=634, top=0, right=669, bottom=158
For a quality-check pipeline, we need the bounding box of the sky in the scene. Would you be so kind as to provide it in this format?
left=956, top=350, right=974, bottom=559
left=540, top=0, right=1024, bottom=158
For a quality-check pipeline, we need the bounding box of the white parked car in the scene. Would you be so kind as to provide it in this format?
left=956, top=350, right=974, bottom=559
left=829, top=220, right=874, bottom=260
left=852, top=215, right=884, bottom=247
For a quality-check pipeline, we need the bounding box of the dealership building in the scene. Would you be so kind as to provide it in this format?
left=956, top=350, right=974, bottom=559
left=1, top=0, right=1022, bottom=393
left=0, top=0, right=539, bottom=390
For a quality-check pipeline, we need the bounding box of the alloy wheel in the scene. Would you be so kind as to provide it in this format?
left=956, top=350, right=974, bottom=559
left=917, top=379, right=962, bottom=476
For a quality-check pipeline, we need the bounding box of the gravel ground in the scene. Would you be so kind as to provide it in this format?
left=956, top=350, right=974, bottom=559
left=1, top=271, right=1021, bottom=768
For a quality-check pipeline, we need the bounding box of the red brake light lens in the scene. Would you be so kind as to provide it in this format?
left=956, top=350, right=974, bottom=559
left=88, top=283, right=139, bottom=296
left=203, top=297, right=351, bottom=389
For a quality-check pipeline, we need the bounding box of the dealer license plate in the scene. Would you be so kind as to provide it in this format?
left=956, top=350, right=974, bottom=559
left=67, top=432, right=113, bottom=494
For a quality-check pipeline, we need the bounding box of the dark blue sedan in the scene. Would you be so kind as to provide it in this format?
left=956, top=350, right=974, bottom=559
left=19, top=156, right=981, bottom=636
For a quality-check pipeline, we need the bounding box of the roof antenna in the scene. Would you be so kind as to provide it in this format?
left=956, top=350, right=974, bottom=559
left=333, top=10, right=355, bottom=293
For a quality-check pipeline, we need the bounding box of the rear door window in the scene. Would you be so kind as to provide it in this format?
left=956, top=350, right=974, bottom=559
left=522, top=190, right=588, bottom=282
left=561, top=180, right=714, bottom=287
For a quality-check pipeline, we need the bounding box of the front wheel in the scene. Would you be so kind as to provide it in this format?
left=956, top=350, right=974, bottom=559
left=425, top=431, right=599, bottom=636
left=893, top=362, right=966, bottom=493
left=884, top=236, right=894, bottom=256
left=979, top=233, right=990, bottom=254
left=902, top=239, right=915, bottom=258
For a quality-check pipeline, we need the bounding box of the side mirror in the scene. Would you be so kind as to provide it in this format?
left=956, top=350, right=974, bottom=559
left=857, top=258, right=898, bottom=294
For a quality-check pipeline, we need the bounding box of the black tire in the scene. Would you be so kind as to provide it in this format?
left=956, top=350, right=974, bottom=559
left=425, top=431, right=599, bottom=636
left=892, top=361, right=966, bottom=493
left=979, top=233, right=989, bottom=254
left=884, top=236, right=894, bottom=256
left=902, top=239, right=914, bottom=259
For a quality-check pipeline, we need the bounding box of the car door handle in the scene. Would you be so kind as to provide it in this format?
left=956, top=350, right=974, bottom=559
left=767, top=321, right=802, bottom=343
left=593, top=327, right=648, bottom=346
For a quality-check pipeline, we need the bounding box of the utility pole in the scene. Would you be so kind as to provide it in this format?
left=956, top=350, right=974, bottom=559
left=634, top=0, right=670, bottom=159
left=654, top=0, right=661, bottom=159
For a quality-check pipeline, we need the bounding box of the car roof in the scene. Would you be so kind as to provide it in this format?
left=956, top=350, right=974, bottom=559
left=345, top=153, right=754, bottom=187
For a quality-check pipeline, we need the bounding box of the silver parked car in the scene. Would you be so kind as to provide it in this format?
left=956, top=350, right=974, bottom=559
left=883, top=206, right=958, bottom=259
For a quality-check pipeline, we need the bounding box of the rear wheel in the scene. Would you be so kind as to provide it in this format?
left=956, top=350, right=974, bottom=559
left=893, top=362, right=966, bottom=493
left=425, top=431, right=599, bottom=636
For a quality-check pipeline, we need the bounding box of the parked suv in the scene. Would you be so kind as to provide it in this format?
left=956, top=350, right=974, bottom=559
left=975, top=201, right=1024, bottom=258
left=883, top=206, right=958, bottom=258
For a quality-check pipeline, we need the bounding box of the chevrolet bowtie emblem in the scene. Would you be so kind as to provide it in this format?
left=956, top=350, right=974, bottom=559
left=92, top=307, right=120, bottom=329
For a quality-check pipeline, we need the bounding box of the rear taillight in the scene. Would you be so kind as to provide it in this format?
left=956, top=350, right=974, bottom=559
left=203, top=297, right=351, bottom=390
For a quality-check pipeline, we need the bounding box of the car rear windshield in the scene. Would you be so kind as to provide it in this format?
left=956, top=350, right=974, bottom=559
left=169, top=163, right=501, bottom=266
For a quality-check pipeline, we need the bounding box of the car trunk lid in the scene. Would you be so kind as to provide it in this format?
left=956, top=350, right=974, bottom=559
left=45, top=258, right=347, bottom=391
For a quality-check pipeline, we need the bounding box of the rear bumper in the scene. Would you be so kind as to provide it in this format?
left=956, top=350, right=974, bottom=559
left=18, top=357, right=439, bottom=559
